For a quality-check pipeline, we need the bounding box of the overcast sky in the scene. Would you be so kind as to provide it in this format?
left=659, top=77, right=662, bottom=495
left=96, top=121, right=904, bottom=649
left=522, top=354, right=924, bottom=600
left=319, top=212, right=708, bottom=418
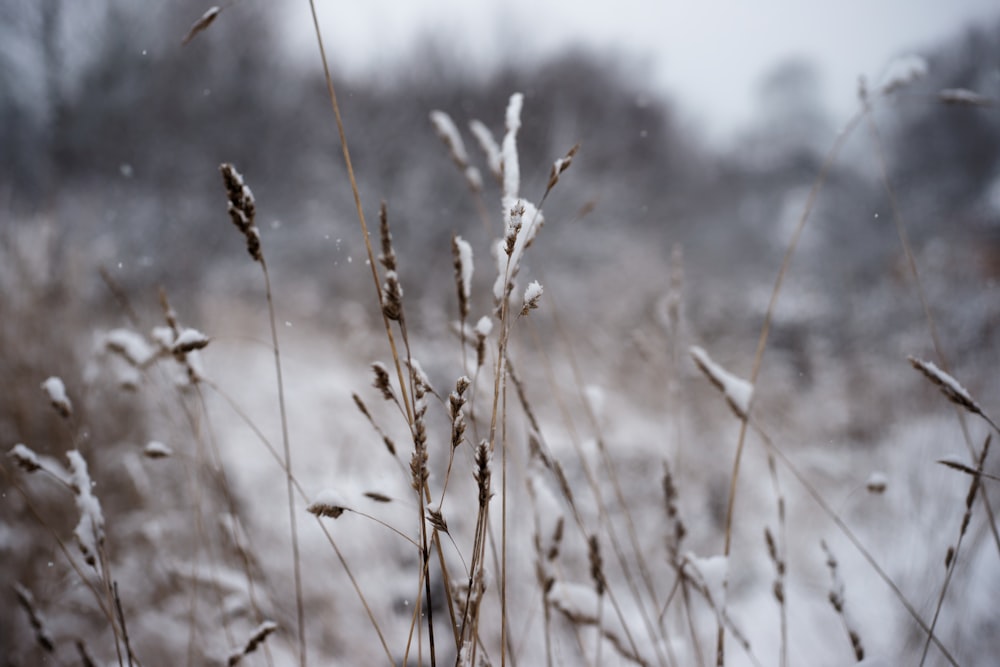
left=281, top=0, right=999, bottom=143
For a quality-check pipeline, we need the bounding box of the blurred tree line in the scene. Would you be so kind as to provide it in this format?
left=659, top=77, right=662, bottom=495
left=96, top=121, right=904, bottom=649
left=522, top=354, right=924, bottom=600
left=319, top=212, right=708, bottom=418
left=1, top=0, right=997, bottom=338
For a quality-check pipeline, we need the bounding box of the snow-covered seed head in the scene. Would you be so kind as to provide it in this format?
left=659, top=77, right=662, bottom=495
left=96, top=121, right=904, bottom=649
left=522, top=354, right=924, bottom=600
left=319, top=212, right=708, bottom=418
left=182, top=6, right=221, bottom=45
left=908, top=356, right=982, bottom=416
left=410, top=424, right=429, bottom=493
left=939, top=88, right=993, bottom=107
left=41, top=377, right=72, bottom=419
left=501, top=92, right=524, bottom=201
left=520, top=280, right=543, bottom=316
left=474, top=440, right=492, bottom=508
left=430, top=110, right=481, bottom=191
left=865, top=472, right=888, bottom=494
left=690, top=346, right=753, bottom=420
left=504, top=204, right=525, bottom=257
left=13, top=583, right=54, bottom=654
left=67, top=450, right=104, bottom=568
left=450, top=377, right=470, bottom=449
left=144, top=441, right=173, bottom=460
left=381, top=272, right=403, bottom=322
left=430, top=110, right=470, bottom=167
left=452, top=235, right=473, bottom=319
left=219, top=163, right=261, bottom=262
left=469, top=119, right=502, bottom=184
left=546, top=143, right=580, bottom=192
left=227, top=621, right=278, bottom=667
left=879, top=54, right=928, bottom=94
left=307, top=489, right=350, bottom=519
left=406, top=358, right=433, bottom=401
left=426, top=506, right=449, bottom=534
left=171, top=328, right=210, bottom=355
left=371, top=362, right=395, bottom=402
left=587, top=535, right=606, bottom=596
left=474, top=316, right=492, bottom=368
left=378, top=202, right=396, bottom=272
left=9, top=444, right=42, bottom=473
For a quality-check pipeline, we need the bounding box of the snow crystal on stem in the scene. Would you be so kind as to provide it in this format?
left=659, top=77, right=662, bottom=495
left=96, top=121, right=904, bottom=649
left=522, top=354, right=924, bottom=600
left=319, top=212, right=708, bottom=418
left=689, top=346, right=753, bottom=419
left=41, top=377, right=72, bottom=418
left=879, top=54, right=927, bottom=93
left=307, top=489, right=351, bottom=519
left=227, top=620, right=278, bottom=666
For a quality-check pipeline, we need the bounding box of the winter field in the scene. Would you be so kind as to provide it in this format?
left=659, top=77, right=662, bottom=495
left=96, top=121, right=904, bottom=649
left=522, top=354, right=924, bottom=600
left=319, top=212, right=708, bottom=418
left=3, top=4, right=1000, bottom=667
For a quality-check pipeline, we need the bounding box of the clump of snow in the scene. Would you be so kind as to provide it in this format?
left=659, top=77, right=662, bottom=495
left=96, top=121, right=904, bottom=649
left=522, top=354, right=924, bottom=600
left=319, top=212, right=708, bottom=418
left=227, top=620, right=277, bottom=666
left=493, top=201, right=544, bottom=301
left=406, top=358, right=434, bottom=396
left=172, top=328, right=210, bottom=354
left=584, top=385, right=605, bottom=417
left=521, top=280, right=543, bottom=315
left=689, top=347, right=753, bottom=419
left=474, top=316, right=493, bottom=338
left=144, top=441, right=173, bottom=459
left=9, top=444, right=42, bottom=473
left=104, top=328, right=156, bottom=367
left=430, top=111, right=483, bottom=192
left=307, top=489, right=351, bottom=519
left=548, top=581, right=601, bottom=624
left=908, top=356, right=981, bottom=415
left=182, top=6, right=221, bottom=45
left=501, top=92, right=524, bottom=202
left=469, top=120, right=502, bottom=181
left=67, top=450, right=104, bottom=568
left=151, top=326, right=175, bottom=351
left=939, top=88, right=992, bottom=106
left=41, top=376, right=72, bottom=418
left=429, top=111, right=469, bottom=163
left=866, top=471, right=888, bottom=494
left=682, top=552, right=729, bottom=608
left=454, top=236, right=473, bottom=303
left=879, top=54, right=928, bottom=93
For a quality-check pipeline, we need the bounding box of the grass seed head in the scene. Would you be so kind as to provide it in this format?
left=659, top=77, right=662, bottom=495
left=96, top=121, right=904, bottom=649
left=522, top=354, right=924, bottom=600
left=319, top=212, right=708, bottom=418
left=219, top=163, right=262, bottom=262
